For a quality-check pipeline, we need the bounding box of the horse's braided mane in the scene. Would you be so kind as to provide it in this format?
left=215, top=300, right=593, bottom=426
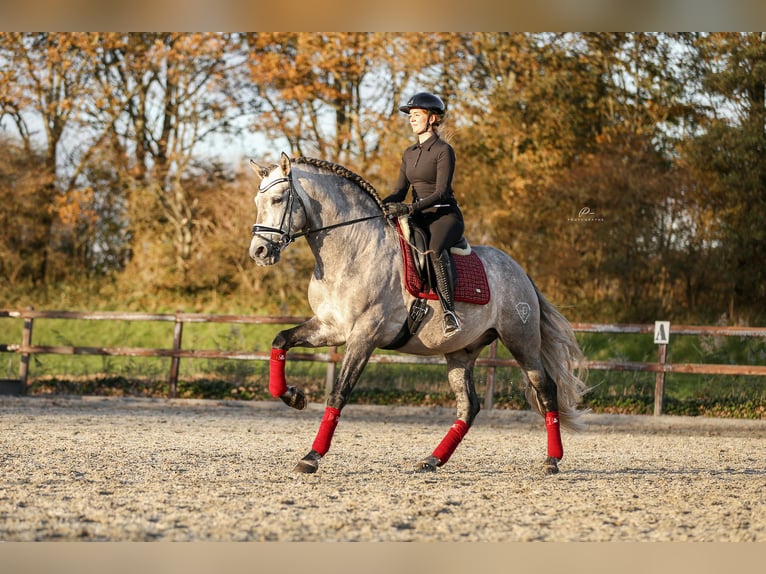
left=294, top=156, right=383, bottom=207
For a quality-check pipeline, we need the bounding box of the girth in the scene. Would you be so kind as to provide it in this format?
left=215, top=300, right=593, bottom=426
left=381, top=298, right=430, bottom=350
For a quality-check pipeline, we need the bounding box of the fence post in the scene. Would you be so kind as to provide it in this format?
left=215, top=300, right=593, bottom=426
left=654, top=343, right=668, bottom=416
left=653, top=321, right=670, bottom=416
left=168, top=311, right=184, bottom=399
left=483, top=340, right=498, bottom=410
left=18, top=307, right=34, bottom=395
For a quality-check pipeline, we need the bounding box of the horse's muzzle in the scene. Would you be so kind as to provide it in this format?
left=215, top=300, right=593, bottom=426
left=249, top=237, right=281, bottom=266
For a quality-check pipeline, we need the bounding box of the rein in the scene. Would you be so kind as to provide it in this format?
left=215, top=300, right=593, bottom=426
left=291, top=214, right=383, bottom=240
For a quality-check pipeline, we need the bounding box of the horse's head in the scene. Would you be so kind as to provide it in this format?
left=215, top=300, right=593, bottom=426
left=249, top=152, right=308, bottom=266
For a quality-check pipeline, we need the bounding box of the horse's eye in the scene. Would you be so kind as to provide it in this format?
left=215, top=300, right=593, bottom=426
left=271, top=195, right=284, bottom=206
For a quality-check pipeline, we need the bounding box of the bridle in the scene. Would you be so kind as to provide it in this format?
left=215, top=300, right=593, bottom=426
left=251, top=166, right=382, bottom=252
left=251, top=171, right=303, bottom=250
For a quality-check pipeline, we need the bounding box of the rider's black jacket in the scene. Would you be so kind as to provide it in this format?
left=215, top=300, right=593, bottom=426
left=383, top=134, right=461, bottom=216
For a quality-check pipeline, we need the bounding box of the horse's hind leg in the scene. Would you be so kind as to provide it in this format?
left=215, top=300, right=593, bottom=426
left=417, top=351, right=482, bottom=472
left=524, top=366, right=562, bottom=475
left=503, top=336, right=562, bottom=474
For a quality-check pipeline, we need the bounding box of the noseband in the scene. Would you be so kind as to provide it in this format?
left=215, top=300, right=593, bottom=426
left=251, top=166, right=383, bottom=252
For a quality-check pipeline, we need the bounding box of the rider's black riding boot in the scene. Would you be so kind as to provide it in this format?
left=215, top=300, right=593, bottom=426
left=430, top=250, right=461, bottom=338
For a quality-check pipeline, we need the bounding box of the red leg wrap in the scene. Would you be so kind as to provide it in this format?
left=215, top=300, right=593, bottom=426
left=546, top=411, right=563, bottom=459
left=432, top=420, right=469, bottom=464
left=269, top=348, right=287, bottom=397
left=312, top=407, right=341, bottom=456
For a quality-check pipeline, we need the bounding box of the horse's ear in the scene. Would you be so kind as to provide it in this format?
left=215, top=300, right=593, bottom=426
left=279, top=152, right=291, bottom=176
left=249, top=159, right=269, bottom=181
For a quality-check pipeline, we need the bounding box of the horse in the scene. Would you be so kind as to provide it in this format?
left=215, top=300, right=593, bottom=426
left=248, top=152, right=588, bottom=475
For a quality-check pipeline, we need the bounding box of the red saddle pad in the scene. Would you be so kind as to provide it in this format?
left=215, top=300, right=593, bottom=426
left=398, top=235, right=491, bottom=305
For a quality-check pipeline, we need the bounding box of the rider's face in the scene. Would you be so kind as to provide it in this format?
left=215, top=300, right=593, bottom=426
left=408, top=108, right=431, bottom=134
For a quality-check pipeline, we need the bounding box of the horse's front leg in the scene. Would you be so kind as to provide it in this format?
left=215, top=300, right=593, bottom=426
left=294, top=338, right=375, bottom=474
left=417, top=351, right=482, bottom=472
left=269, top=317, right=341, bottom=410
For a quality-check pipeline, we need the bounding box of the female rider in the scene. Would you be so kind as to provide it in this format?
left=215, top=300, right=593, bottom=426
left=382, top=92, right=465, bottom=338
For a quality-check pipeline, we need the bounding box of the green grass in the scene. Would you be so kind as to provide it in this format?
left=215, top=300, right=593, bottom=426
left=3, top=313, right=765, bottom=419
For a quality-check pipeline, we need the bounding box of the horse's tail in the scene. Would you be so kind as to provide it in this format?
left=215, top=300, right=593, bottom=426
left=525, top=281, right=590, bottom=432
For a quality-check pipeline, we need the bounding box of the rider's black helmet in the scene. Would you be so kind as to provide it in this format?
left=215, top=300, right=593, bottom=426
left=399, top=92, right=446, bottom=115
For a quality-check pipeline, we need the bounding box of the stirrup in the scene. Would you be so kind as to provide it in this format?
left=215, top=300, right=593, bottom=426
left=442, top=311, right=461, bottom=338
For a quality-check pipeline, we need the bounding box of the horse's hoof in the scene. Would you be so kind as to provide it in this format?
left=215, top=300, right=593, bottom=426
left=294, top=450, right=320, bottom=474
left=544, top=456, right=560, bottom=475
left=415, top=455, right=441, bottom=472
left=280, top=386, right=306, bottom=410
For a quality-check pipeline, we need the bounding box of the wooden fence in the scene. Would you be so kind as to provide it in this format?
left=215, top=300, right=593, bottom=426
left=2, top=308, right=766, bottom=415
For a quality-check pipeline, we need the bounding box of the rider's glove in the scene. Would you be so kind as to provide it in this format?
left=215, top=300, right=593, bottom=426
left=383, top=202, right=414, bottom=218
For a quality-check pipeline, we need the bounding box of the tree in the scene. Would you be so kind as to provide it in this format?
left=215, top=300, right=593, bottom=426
left=0, top=137, right=51, bottom=285
left=242, top=33, right=453, bottom=179
left=450, top=33, right=709, bottom=321
left=91, top=33, right=247, bottom=287
left=680, top=32, right=766, bottom=320
left=0, top=33, right=105, bottom=283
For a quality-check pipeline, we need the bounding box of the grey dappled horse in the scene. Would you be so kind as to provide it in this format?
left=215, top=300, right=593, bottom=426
left=249, top=153, right=588, bottom=475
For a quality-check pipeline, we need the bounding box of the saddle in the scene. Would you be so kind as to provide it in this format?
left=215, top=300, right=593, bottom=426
left=397, top=216, right=490, bottom=305
left=383, top=217, right=491, bottom=350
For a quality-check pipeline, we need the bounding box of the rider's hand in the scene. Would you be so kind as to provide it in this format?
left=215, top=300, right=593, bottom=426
left=383, top=202, right=413, bottom=218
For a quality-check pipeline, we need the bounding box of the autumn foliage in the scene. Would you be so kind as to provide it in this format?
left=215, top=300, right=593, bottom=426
left=1, top=32, right=764, bottom=324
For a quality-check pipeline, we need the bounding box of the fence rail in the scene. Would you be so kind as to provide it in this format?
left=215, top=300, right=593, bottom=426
left=2, top=309, right=766, bottom=415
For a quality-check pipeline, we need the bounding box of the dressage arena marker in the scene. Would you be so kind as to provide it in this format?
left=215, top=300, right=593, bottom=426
left=654, top=321, right=670, bottom=344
